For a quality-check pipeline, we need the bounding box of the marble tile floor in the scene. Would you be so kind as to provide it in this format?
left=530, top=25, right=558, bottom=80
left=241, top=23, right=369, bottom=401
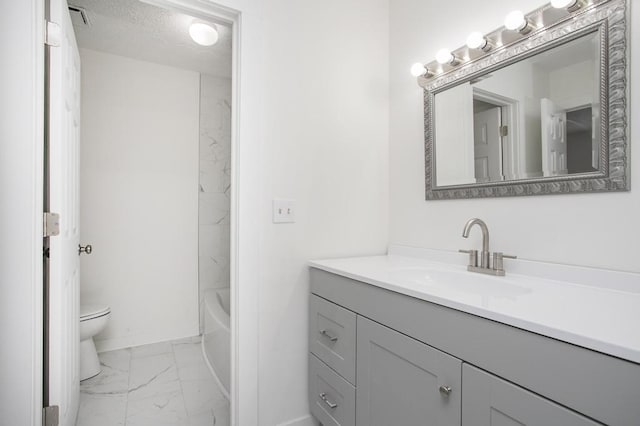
left=77, top=336, right=229, bottom=426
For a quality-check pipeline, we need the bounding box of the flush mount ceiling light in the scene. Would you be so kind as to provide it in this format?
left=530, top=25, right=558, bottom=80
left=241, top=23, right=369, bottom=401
left=504, top=10, right=533, bottom=34
left=189, top=22, right=219, bottom=46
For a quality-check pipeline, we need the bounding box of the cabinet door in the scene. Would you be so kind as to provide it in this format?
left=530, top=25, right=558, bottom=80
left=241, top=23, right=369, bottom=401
left=462, top=364, right=600, bottom=426
left=356, top=316, right=462, bottom=426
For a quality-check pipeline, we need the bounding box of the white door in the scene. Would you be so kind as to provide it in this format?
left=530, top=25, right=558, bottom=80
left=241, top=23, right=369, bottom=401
left=434, top=82, right=475, bottom=186
left=473, top=107, right=503, bottom=183
left=48, top=0, right=81, bottom=424
left=541, top=98, right=568, bottom=177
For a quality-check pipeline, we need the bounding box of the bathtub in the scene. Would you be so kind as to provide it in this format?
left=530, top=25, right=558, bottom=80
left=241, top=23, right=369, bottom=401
left=203, top=288, right=230, bottom=398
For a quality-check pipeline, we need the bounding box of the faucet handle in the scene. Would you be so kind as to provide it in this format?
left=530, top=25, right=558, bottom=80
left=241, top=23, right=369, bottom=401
left=459, top=249, right=478, bottom=267
left=492, top=252, right=517, bottom=271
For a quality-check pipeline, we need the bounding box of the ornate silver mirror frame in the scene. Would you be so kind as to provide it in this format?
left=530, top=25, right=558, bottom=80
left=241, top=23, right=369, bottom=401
left=420, top=0, right=628, bottom=200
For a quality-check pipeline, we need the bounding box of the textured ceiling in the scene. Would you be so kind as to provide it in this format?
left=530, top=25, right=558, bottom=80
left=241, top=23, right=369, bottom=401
left=69, top=0, right=232, bottom=77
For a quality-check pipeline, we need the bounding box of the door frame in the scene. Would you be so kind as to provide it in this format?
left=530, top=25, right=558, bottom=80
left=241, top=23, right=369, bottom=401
left=0, top=0, right=45, bottom=425
left=472, top=87, right=520, bottom=181
left=2, top=0, right=262, bottom=424
left=133, top=1, right=263, bottom=424
left=112, top=0, right=262, bottom=424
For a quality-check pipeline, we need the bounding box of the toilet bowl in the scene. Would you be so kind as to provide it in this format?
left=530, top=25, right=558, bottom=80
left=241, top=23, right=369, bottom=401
left=80, top=304, right=111, bottom=381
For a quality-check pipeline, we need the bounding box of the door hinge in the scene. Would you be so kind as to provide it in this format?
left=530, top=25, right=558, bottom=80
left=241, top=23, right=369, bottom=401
left=43, top=212, right=60, bottom=237
left=45, top=21, right=61, bottom=47
left=43, top=406, right=59, bottom=426
left=500, top=125, right=509, bottom=137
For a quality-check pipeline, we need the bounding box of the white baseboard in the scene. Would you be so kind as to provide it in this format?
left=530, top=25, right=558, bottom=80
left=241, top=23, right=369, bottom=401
left=277, top=414, right=318, bottom=426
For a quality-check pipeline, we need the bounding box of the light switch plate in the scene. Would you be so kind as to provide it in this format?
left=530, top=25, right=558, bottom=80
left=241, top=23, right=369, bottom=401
left=273, top=199, right=295, bottom=223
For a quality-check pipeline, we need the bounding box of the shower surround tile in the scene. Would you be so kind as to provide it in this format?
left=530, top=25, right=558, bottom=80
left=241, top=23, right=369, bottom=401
left=199, top=193, right=230, bottom=226
left=77, top=337, right=229, bottom=426
left=198, top=73, right=232, bottom=332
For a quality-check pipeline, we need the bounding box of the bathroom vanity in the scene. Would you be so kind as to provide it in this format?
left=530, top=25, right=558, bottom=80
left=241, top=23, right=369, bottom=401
left=308, top=247, right=640, bottom=426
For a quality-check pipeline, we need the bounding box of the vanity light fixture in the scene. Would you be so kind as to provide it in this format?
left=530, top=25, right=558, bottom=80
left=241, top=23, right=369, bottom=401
left=189, top=22, right=219, bottom=46
left=551, top=0, right=584, bottom=12
left=435, top=49, right=460, bottom=66
left=466, top=32, right=492, bottom=52
left=504, top=10, right=533, bottom=34
left=416, top=0, right=591, bottom=82
left=410, top=63, right=432, bottom=77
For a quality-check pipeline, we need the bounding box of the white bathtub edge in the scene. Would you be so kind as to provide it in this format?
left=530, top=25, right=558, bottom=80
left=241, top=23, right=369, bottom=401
left=201, top=337, right=230, bottom=401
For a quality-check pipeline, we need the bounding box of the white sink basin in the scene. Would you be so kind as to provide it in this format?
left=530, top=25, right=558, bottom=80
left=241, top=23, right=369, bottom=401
left=387, top=266, right=531, bottom=298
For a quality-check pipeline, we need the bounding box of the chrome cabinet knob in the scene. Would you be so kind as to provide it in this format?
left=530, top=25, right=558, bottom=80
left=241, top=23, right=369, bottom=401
left=78, top=244, right=92, bottom=255
left=439, top=385, right=452, bottom=397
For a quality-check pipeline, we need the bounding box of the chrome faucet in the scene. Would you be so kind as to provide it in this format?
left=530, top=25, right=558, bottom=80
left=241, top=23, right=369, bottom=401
left=462, top=218, right=491, bottom=268
left=459, top=218, right=517, bottom=276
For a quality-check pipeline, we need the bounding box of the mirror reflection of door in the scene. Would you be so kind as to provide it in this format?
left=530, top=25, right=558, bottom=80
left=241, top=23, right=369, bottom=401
left=566, top=106, right=597, bottom=174
left=431, top=31, right=602, bottom=188
left=473, top=101, right=503, bottom=183
left=541, top=98, right=596, bottom=177
left=541, top=98, right=568, bottom=177
left=471, top=88, right=517, bottom=184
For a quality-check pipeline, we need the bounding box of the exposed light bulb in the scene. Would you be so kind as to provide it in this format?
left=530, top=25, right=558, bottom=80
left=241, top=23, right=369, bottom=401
left=410, top=63, right=428, bottom=77
left=504, top=10, right=527, bottom=31
left=189, top=22, right=219, bottom=46
left=551, top=0, right=576, bottom=7
left=551, top=0, right=582, bottom=11
left=436, top=49, right=455, bottom=65
left=466, top=32, right=489, bottom=50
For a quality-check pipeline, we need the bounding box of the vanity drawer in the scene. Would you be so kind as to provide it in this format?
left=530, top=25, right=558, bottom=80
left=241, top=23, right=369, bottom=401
left=309, top=295, right=356, bottom=384
left=309, top=354, right=355, bottom=426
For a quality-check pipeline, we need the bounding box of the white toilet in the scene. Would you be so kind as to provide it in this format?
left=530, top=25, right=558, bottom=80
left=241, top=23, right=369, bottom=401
left=80, top=304, right=111, bottom=381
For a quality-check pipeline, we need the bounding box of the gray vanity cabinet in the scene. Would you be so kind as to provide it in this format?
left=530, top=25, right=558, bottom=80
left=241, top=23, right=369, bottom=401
left=356, top=316, right=462, bottom=426
left=310, top=268, right=640, bottom=425
left=462, top=364, right=599, bottom=426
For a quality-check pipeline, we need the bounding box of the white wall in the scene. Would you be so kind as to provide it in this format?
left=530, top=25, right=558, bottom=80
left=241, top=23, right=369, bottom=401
left=3, top=0, right=389, bottom=421
left=390, top=0, right=640, bottom=273
left=548, top=59, right=596, bottom=108
left=256, top=0, right=390, bottom=424
left=79, top=49, right=200, bottom=351
left=199, top=74, right=232, bottom=329
left=0, top=1, right=44, bottom=424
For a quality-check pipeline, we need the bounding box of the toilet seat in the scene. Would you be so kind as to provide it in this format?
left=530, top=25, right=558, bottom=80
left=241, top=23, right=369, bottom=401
left=80, top=304, right=111, bottom=322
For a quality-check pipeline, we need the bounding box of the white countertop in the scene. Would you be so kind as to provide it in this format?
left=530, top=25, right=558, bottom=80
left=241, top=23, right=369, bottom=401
left=309, top=245, right=640, bottom=364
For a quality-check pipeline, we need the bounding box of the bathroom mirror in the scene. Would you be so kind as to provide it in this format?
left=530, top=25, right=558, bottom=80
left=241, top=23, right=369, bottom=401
left=420, top=0, right=628, bottom=199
